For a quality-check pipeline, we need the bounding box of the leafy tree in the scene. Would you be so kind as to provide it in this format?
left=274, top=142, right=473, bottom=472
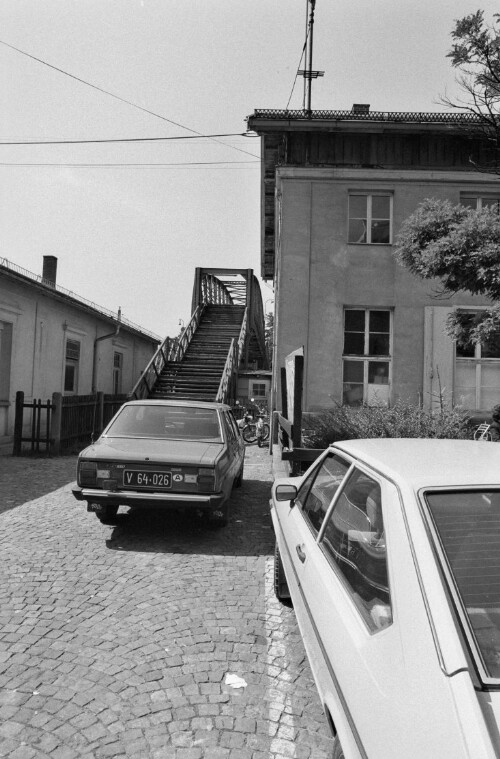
left=444, top=10, right=500, bottom=167
left=395, top=198, right=500, bottom=344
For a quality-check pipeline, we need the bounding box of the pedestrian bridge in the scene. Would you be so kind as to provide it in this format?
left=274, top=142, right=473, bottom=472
left=130, top=268, right=268, bottom=404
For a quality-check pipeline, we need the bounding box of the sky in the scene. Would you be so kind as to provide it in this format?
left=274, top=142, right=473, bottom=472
left=1, top=0, right=500, bottom=339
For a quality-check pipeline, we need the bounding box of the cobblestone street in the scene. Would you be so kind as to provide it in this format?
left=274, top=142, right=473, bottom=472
left=0, top=446, right=334, bottom=758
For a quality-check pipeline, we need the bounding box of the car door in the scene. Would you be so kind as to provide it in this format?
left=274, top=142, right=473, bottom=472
left=222, top=410, right=243, bottom=483
left=281, top=463, right=400, bottom=757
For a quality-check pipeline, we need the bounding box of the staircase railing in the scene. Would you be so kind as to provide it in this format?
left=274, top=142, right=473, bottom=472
left=129, top=304, right=205, bottom=399
left=173, top=303, right=205, bottom=362
left=216, top=308, right=248, bottom=404
left=129, top=335, right=176, bottom=400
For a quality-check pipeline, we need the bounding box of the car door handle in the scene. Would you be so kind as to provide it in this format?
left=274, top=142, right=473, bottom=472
left=296, top=544, right=306, bottom=563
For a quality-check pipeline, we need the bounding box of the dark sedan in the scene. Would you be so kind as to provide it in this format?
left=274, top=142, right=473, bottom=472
left=72, top=399, right=245, bottom=526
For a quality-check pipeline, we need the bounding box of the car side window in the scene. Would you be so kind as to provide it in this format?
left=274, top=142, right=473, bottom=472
left=227, top=410, right=241, bottom=439
left=295, top=454, right=350, bottom=534
left=223, top=412, right=236, bottom=443
left=321, top=468, right=392, bottom=633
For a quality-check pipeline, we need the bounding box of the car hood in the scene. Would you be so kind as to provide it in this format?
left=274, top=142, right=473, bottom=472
left=80, top=436, right=224, bottom=466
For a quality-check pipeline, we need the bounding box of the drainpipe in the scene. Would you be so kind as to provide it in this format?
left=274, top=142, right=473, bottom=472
left=92, top=308, right=121, bottom=393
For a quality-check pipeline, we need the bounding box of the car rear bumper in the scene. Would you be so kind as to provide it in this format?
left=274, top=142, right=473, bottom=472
left=72, top=486, right=225, bottom=509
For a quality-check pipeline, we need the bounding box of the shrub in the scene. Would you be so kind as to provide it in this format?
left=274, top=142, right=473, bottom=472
left=301, top=400, right=472, bottom=449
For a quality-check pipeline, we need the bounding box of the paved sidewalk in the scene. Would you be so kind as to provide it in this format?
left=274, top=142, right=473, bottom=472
left=0, top=445, right=334, bottom=758
left=0, top=455, right=78, bottom=514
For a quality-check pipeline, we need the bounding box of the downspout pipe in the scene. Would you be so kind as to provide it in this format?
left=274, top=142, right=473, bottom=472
left=92, top=308, right=121, bottom=393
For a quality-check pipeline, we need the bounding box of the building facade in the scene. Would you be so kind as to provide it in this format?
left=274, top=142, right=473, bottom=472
left=0, top=256, right=159, bottom=440
left=247, top=108, right=500, bottom=416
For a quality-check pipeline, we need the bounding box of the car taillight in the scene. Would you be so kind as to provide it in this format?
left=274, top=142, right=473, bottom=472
left=79, top=461, right=97, bottom=487
left=198, top=467, right=215, bottom=491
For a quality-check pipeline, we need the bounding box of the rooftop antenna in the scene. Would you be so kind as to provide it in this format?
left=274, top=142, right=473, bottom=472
left=298, top=0, right=324, bottom=115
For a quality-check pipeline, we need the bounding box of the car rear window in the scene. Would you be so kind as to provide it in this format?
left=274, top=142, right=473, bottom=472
left=105, top=405, right=222, bottom=442
left=425, top=489, right=500, bottom=680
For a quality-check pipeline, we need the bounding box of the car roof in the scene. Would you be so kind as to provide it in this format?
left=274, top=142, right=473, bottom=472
left=332, top=438, right=500, bottom=489
left=123, top=399, right=231, bottom=411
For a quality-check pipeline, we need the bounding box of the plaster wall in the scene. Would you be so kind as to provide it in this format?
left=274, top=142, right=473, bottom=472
left=274, top=168, right=499, bottom=411
left=0, top=275, right=157, bottom=436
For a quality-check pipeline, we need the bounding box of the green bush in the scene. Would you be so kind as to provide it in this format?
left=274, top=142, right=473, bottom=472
left=301, top=400, right=472, bottom=449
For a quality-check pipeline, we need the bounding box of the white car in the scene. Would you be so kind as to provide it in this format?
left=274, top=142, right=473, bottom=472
left=271, top=438, right=500, bottom=758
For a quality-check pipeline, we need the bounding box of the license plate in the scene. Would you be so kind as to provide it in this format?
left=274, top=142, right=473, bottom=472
left=123, top=470, right=172, bottom=489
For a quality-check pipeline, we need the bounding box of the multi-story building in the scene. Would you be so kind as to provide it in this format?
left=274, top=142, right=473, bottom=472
left=247, top=106, right=500, bottom=417
left=0, top=255, right=159, bottom=442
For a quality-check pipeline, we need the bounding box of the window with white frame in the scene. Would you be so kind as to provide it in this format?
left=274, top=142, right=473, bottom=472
left=64, top=339, right=80, bottom=393
left=113, top=352, right=123, bottom=395
left=455, top=313, right=500, bottom=410
left=251, top=382, right=267, bottom=398
left=342, top=309, right=392, bottom=406
left=461, top=195, right=500, bottom=212
left=348, top=194, right=392, bottom=244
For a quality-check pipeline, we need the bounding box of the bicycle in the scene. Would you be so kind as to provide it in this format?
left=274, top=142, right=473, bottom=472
left=473, top=422, right=493, bottom=441
left=241, top=404, right=270, bottom=446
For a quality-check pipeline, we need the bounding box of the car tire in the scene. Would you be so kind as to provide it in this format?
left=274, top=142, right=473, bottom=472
left=234, top=461, right=244, bottom=488
left=332, top=736, right=345, bottom=759
left=274, top=543, right=291, bottom=602
left=96, top=504, right=119, bottom=524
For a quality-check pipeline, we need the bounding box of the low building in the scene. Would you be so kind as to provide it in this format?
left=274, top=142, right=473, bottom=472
left=247, top=107, right=500, bottom=417
left=0, top=256, right=159, bottom=442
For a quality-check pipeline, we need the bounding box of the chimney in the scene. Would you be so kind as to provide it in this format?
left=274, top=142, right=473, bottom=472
left=42, top=256, right=58, bottom=287
left=352, top=104, right=370, bottom=114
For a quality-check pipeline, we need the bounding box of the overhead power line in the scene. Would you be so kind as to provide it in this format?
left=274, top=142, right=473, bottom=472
left=0, top=39, right=260, bottom=158
left=0, top=132, right=257, bottom=146
left=0, top=160, right=260, bottom=168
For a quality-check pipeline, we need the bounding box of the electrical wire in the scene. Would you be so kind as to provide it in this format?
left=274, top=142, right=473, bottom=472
left=0, top=160, right=260, bottom=168
left=0, top=39, right=260, bottom=158
left=285, top=26, right=309, bottom=110
left=0, top=133, right=258, bottom=146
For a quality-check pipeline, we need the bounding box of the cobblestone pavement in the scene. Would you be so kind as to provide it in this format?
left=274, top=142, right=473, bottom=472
left=0, top=446, right=334, bottom=758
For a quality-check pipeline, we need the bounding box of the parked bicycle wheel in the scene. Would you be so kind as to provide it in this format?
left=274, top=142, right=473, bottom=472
left=257, top=423, right=271, bottom=447
left=242, top=423, right=257, bottom=443
left=474, top=423, right=492, bottom=441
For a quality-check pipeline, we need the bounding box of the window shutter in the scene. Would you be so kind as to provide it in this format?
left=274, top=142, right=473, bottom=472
left=423, top=307, right=455, bottom=411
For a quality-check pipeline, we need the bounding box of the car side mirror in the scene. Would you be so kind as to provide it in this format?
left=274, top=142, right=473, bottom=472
left=275, top=483, right=298, bottom=506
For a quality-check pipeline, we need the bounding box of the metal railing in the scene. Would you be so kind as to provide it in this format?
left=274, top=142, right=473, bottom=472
left=129, top=304, right=206, bottom=400
left=215, top=308, right=248, bottom=404
left=250, top=109, right=483, bottom=124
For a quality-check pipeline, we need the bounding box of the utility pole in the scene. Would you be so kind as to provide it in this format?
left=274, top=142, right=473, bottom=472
left=298, top=0, right=324, bottom=115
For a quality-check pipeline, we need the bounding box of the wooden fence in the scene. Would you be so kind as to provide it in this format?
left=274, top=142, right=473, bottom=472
left=13, top=391, right=127, bottom=456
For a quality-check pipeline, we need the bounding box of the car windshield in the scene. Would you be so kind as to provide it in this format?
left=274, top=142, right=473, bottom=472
left=425, top=489, right=500, bottom=680
left=105, top=405, right=222, bottom=442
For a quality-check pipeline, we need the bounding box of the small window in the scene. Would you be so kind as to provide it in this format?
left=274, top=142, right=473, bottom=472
left=251, top=382, right=267, bottom=398
left=295, top=453, right=351, bottom=534
left=321, top=469, right=392, bottom=632
left=343, top=309, right=392, bottom=406
left=348, top=194, right=392, bottom=244
left=64, top=339, right=80, bottom=394
left=113, top=352, right=123, bottom=395
left=66, top=339, right=80, bottom=361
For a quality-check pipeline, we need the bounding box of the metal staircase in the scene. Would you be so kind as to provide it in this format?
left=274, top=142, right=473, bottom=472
left=130, top=268, right=268, bottom=405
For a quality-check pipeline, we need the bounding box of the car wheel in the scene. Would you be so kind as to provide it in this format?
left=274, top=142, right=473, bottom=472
left=332, top=736, right=345, bottom=759
left=274, top=543, right=291, bottom=602
left=234, top=461, right=244, bottom=488
left=96, top=504, right=119, bottom=524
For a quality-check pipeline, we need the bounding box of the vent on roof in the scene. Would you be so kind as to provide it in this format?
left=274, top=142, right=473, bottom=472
left=352, top=104, right=370, bottom=114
